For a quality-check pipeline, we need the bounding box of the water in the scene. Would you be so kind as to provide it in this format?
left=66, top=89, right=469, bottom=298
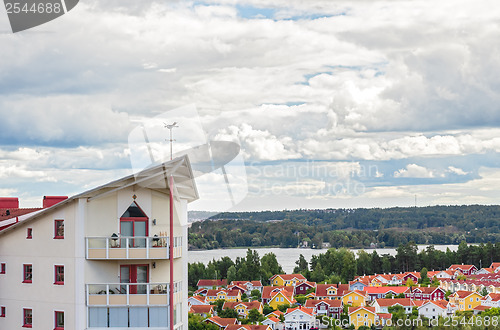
left=188, top=245, right=459, bottom=274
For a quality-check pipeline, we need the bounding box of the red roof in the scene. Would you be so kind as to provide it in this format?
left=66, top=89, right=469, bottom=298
left=315, top=283, right=349, bottom=297
left=225, top=326, right=270, bottom=330
left=375, top=298, right=415, bottom=307
left=473, top=305, right=491, bottom=311
left=305, top=299, right=342, bottom=308
left=448, top=265, right=476, bottom=271
left=0, top=208, right=42, bottom=221
left=377, top=313, right=392, bottom=319
left=490, top=263, right=500, bottom=269
left=364, top=287, right=408, bottom=295
left=419, top=300, right=448, bottom=310
left=189, top=305, right=215, bottom=314
left=198, top=279, right=227, bottom=287
left=485, top=293, right=500, bottom=302
left=231, top=280, right=263, bottom=287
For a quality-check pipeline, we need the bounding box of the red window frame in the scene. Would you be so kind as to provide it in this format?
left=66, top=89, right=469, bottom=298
left=54, top=311, right=64, bottom=329
left=54, top=220, right=64, bottom=239
left=54, top=265, right=64, bottom=285
left=27, top=228, right=32, bottom=239
left=23, top=264, right=32, bottom=283
left=0, top=306, right=5, bottom=317
left=0, top=263, right=5, bottom=274
left=23, top=308, right=32, bottom=328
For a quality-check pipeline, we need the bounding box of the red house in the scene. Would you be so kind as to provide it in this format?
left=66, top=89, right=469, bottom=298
left=404, top=286, right=446, bottom=301
left=305, top=299, right=343, bottom=318
left=294, top=281, right=316, bottom=295
left=447, top=264, right=478, bottom=276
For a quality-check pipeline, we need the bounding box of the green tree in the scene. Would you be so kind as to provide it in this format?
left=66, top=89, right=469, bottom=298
left=261, top=252, right=284, bottom=281
left=262, top=304, right=274, bottom=315
left=188, top=314, right=219, bottom=330
left=248, top=309, right=264, bottom=323
left=219, top=308, right=238, bottom=318
left=250, top=289, right=261, bottom=301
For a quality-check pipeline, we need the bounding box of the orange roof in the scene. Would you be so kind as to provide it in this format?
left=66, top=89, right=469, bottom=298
left=485, top=293, right=500, bottom=301
left=225, top=326, right=270, bottom=330
left=266, top=316, right=280, bottom=323
left=189, top=305, right=215, bottom=314
left=473, top=305, right=491, bottom=311
left=348, top=306, right=376, bottom=315
left=223, top=301, right=261, bottom=311
left=490, top=263, right=500, bottom=269
left=377, top=313, right=392, bottom=319
left=262, top=286, right=294, bottom=300
left=206, top=317, right=237, bottom=327
left=285, top=306, right=315, bottom=316
left=270, top=274, right=307, bottom=281
left=189, top=295, right=206, bottom=303
left=453, top=290, right=477, bottom=299
left=419, top=300, right=447, bottom=310
left=266, top=310, right=284, bottom=318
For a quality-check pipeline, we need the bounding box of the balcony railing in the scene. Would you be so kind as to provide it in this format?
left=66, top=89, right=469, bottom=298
left=86, top=282, right=182, bottom=306
left=85, top=236, right=182, bottom=260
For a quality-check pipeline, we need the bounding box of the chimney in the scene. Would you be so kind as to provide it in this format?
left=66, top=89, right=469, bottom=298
left=43, top=196, right=68, bottom=208
left=0, top=197, right=19, bottom=209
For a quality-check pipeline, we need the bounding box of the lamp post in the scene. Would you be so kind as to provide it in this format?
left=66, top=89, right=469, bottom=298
left=164, top=122, right=178, bottom=160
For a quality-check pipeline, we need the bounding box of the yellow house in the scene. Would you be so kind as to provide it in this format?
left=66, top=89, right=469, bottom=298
left=269, top=290, right=296, bottom=309
left=269, top=274, right=307, bottom=287
left=348, top=307, right=376, bottom=329
left=206, top=289, right=242, bottom=303
left=223, top=301, right=263, bottom=317
left=369, top=278, right=383, bottom=287
left=449, top=291, right=482, bottom=311
left=342, top=290, right=367, bottom=307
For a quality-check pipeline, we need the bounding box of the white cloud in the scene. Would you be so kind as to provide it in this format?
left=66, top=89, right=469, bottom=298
left=394, top=164, right=435, bottom=178
left=447, top=166, right=468, bottom=176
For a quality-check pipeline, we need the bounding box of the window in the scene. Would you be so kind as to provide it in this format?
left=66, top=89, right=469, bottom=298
left=0, top=263, right=5, bottom=274
left=54, top=311, right=64, bottom=329
left=23, top=308, right=32, bottom=327
left=23, top=264, right=32, bottom=283
left=54, top=220, right=64, bottom=239
left=54, top=265, right=64, bottom=285
left=27, top=228, right=32, bottom=239
left=0, top=306, right=5, bottom=317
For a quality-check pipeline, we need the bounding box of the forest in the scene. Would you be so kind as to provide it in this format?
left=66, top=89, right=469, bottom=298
left=188, top=241, right=500, bottom=291
left=188, top=205, right=500, bottom=249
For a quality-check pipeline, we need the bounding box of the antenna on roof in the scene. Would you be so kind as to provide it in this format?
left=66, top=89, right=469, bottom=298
left=164, top=122, right=178, bottom=160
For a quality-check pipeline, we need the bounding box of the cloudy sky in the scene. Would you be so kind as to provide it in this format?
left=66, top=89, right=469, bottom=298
left=1, top=0, right=500, bottom=211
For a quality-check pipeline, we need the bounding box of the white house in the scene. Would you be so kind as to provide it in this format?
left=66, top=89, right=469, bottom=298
left=481, top=293, right=500, bottom=308
left=417, top=300, right=448, bottom=320
left=284, top=306, right=316, bottom=330
left=0, top=156, right=197, bottom=329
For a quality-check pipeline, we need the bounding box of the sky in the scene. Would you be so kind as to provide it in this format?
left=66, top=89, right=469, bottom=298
left=1, top=0, right=500, bottom=212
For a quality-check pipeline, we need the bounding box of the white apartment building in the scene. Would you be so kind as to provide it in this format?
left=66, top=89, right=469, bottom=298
left=0, top=155, right=197, bottom=330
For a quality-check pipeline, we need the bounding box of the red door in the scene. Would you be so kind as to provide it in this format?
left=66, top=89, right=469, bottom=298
left=120, top=265, right=149, bottom=294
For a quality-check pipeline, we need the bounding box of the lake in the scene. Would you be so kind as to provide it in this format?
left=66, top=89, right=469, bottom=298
left=188, top=245, right=460, bottom=274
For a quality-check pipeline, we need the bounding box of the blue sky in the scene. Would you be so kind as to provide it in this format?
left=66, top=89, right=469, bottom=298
left=1, top=0, right=500, bottom=211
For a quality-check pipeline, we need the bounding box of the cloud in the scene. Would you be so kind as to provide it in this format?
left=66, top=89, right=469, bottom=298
left=394, top=164, right=435, bottom=178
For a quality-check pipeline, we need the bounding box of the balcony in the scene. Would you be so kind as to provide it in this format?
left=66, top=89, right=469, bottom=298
left=86, top=282, right=182, bottom=306
left=86, top=236, right=182, bottom=260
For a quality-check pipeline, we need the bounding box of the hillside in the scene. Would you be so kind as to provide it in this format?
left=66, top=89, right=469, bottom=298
left=188, top=205, right=500, bottom=249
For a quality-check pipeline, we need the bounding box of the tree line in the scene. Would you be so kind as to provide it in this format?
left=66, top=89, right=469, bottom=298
left=189, top=205, right=500, bottom=249
left=188, top=241, right=500, bottom=290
